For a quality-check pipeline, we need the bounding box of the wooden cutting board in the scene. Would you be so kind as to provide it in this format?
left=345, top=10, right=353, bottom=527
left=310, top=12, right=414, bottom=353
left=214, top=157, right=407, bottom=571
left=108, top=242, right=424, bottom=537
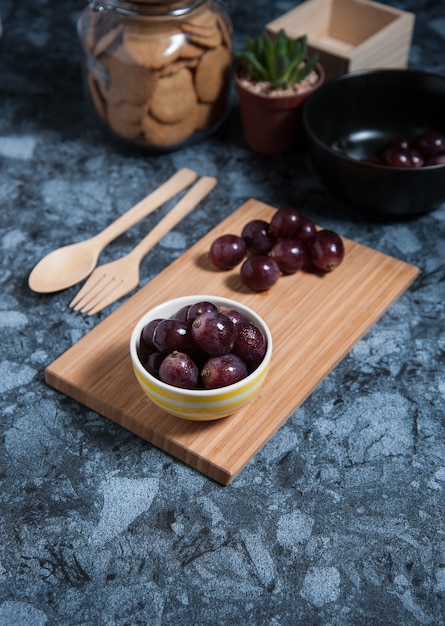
left=45, top=199, right=419, bottom=485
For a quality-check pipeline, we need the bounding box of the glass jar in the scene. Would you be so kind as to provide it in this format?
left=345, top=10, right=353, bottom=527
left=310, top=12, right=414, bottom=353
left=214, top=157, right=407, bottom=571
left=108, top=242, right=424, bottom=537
left=77, top=0, right=233, bottom=151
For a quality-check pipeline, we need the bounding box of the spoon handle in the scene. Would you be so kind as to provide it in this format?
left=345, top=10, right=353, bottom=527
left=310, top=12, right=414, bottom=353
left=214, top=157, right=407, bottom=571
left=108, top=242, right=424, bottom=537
left=128, top=176, right=217, bottom=262
left=92, top=168, right=198, bottom=247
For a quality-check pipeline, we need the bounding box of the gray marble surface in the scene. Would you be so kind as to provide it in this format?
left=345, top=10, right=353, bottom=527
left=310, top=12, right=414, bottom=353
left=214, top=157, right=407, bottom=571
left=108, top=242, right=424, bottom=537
left=1, top=1, right=444, bottom=624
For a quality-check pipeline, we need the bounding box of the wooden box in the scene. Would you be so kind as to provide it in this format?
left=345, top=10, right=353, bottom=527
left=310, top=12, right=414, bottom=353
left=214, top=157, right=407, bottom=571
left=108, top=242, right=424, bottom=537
left=266, top=0, right=415, bottom=80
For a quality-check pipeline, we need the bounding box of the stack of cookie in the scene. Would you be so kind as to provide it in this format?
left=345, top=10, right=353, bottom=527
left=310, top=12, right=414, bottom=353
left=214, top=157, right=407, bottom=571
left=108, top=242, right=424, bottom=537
left=79, top=3, right=233, bottom=150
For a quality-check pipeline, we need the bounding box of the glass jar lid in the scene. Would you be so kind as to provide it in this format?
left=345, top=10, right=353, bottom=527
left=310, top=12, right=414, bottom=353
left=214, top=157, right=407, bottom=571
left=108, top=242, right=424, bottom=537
left=89, top=0, right=207, bottom=17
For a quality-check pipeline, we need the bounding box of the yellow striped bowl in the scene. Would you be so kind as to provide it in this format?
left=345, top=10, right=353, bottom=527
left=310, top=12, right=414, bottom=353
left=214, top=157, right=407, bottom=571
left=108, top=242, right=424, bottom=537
left=130, top=295, right=272, bottom=421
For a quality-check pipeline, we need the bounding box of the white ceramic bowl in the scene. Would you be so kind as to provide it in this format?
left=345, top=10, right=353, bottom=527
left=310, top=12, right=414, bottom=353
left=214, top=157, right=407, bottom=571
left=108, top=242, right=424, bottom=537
left=130, top=295, right=272, bottom=421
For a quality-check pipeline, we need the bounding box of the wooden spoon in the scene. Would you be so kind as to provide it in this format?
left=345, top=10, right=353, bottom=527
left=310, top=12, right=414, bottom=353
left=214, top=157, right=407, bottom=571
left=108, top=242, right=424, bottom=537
left=28, top=168, right=197, bottom=293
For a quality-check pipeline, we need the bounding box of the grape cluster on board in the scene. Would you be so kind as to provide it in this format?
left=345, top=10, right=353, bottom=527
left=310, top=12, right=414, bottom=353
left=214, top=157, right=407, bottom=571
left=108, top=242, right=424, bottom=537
left=138, top=300, right=267, bottom=390
left=362, top=130, right=445, bottom=168
left=209, top=206, right=345, bottom=291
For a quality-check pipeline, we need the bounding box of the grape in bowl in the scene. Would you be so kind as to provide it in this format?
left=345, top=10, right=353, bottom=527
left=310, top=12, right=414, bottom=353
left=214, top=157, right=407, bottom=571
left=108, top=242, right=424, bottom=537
left=129, top=295, right=273, bottom=421
left=303, top=69, right=445, bottom=216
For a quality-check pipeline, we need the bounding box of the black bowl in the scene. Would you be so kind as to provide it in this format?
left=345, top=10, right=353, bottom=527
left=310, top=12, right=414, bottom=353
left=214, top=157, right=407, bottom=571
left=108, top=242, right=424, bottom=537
left=303, top=69, right=445, bottom=216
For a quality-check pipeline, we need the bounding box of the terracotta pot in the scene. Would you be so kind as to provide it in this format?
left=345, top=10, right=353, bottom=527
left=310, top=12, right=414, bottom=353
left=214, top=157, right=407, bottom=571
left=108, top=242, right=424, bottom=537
left=234, top=63, right=325, bottom=156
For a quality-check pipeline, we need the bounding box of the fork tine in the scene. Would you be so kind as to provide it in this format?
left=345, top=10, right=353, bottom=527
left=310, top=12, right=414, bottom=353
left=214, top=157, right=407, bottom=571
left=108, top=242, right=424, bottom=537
left=70, top=273, right=133, bottom=315
left=69, top=271, right=110, bottom=310
left=82, top=279, right=137, bottom=316
left=78, top=279, right=126, bottom=316
left=69, top=256, right=141, bottom=314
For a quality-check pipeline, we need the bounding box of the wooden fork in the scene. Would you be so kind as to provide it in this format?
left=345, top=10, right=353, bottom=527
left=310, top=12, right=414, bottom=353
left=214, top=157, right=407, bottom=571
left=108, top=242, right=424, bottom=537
left=69, top=176, right=217, bottom=315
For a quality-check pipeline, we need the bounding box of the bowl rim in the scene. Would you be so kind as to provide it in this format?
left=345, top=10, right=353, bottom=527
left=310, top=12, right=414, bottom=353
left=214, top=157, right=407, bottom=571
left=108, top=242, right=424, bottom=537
left=308, top=66, right=445, bottom=84
left=303, top=68, right=445, bottom=172
left=130, top=295, right=273, bottom=398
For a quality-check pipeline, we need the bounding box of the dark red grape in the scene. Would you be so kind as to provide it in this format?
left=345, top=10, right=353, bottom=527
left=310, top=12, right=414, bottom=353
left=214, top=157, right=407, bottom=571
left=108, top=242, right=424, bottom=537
left=241, top=219, right=275, bottom=254
left=232, top=320, right=266, bottom=370
left=269, top=238, right=308, bottom=273
left=307, top=230, right=344, bottom=272
left=389, top=136, right=411, bottom=151
left=381, top=148, right=423, bottom=167
left=201, top=354, right=248, bottom=389
left=174, top=305, right=191, bottom=322
left=362, top=130, right=445, bottom=169
left=424, top=153, right=445, bottom=166
left=209, top=234, right=247, bottom=270
left=296, top=216, right=317, bottom=242
left=139, top=318, right=162, bottom=360
left=240, top=255, right=280, bottom=291
left=409, top=150, right=424, bottom=167
left=153, top=318, right=196, bottom=355
left=191, top=311, right=236, bottom=355
left=142, top=351, right=164, bottom=377
left=269, top=206, right=303, bottom=238
left=217, top=306, right=247, bottom=326
left=382, top=148, right=408, bottom=167
left=186, top=301, right=217, bottom=322
left=159, top=351, right=199, bottom=389
left=412, top=130, right=445, bottom=157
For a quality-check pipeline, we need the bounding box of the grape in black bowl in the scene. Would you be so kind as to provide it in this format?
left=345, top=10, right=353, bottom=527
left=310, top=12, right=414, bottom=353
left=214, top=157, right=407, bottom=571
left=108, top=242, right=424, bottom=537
left=412, top=130, right=445, bottom=158
left=303, top=69, right=445, bottom=215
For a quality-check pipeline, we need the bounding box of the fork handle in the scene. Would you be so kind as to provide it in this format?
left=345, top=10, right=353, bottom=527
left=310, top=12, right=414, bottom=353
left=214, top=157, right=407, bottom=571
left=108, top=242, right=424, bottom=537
left=92, top=168, right=198, bottom=248
left=127, top=176, right=218, bottom=261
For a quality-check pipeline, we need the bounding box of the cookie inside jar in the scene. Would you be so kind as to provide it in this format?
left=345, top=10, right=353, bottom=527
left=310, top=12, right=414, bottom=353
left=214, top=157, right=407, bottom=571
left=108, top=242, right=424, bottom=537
left=77, top=0, right=233, bottom=151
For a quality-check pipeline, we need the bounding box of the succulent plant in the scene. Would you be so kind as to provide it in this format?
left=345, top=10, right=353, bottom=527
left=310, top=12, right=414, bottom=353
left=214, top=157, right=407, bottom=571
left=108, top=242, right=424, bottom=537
left=236, top=29, right=319, bottom=90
